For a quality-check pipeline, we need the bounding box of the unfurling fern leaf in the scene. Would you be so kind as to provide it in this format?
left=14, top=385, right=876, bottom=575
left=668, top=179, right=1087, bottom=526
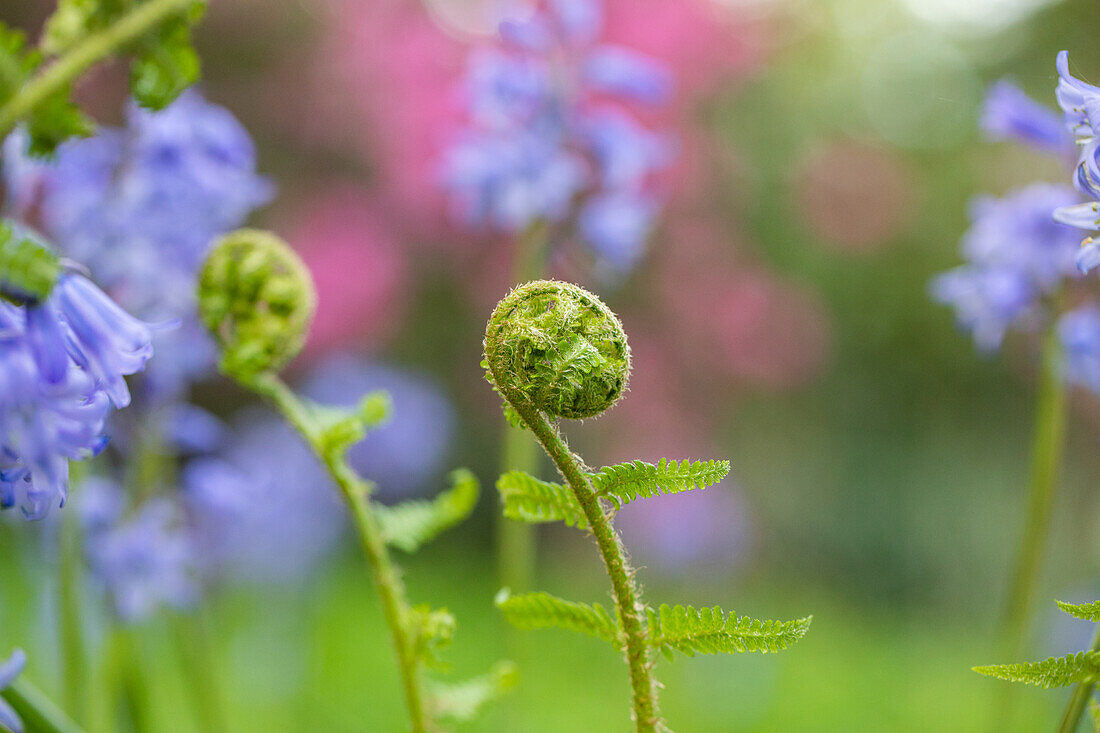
left=405, top=605, right=456, bottom=670
left=495, top=589, right=620, bottom=645
left=972, top=651, right=1100, bottom=688
left=496, top=470, right=588, bottom=528
left=590, top=459, right=731, bottom=509
left=647, top=604, right=812, bottom=660
left=428, top=661, right=519, bottom=723
left=1057, top=600, right=1100, bottom=623
left=377, top=470, right=479, bottom=553
left=0, top=222, right=61, bottom=304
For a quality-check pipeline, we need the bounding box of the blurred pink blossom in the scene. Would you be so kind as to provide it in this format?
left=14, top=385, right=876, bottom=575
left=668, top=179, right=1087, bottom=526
left=283, top=189, right=407, bottom=355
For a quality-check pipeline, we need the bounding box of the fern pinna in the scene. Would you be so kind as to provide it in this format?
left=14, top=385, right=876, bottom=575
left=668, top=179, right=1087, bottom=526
left=198, top=230, right=513, bottom=733
left=483, top=280, right=812, bottom=732
left=975, top=600, right=1100, bottom=732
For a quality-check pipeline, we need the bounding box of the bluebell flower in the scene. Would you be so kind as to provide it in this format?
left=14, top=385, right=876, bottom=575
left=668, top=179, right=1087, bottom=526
left=0, top=649, right=25, bottom=733
left=79, top=479, right=198, bottom=623
left=932, top=184, right=1082, bottom=351
left=0, top=303, right=111, bottom=519
left=443, top=0, right=674, bottom=272
left=301, top=357, right=456, bottom=497
left=3, top=90, right=273, bottom=400
left=1055, top=51, right=1100, bottom=137
left=930, top=266, right=1037, bottom=352
left=981, top=80, right=1072, bottom=155
left=1058, top=306, right=1100, bottom=393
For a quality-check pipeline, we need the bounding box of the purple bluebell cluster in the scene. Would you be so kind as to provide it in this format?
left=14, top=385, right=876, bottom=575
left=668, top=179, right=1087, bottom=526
left=3, top=90, right=273, bottom=399
left=1052, top=52, right=1100, bottom=275
left=443, top=0, right=674, bottom=272
left=1, top=269, right=155, bottom=519
left=79, top=478, right=198, bottom=623
left=930, top=184, right=1082, bottom=351
left=0, top=649, right=25, bottom=733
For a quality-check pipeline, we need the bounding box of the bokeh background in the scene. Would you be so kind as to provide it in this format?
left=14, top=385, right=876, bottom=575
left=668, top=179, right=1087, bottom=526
left=4, top=0, right=1100, bottom=730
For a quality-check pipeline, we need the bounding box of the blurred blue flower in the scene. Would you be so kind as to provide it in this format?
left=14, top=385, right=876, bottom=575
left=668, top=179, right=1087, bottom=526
left=443, top=0, right=674, bottom=272
left=981, top=80, right=1072, bottom=155
left=930, top=266, right=1036, bottom=352
left=1058, top=306, right=1100, bottom=393
left=182, top=412, right=346, bottom=584
left=932, top=185, right=1081, bottom=351
left=2, top=90, right=272, bottom=400
left=0, top=649, right=25, bottom=733
left=301, top=357, right=456, bottom=497
left=79, top=479, right=198, bottom=623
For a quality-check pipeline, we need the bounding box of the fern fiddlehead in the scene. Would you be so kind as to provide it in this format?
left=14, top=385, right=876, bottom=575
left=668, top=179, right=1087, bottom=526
left=484, top=280, right=810, bottom=732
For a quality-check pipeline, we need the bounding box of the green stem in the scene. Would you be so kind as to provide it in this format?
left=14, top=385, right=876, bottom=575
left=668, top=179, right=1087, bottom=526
left=1002, top=327, right=1068, bottom=659
left=1056, top=625, right=1100, bottom=733
left=244, top=373, right=429, bottom=733
left=510, top=402, right=660, bottom=733
left=0, top=0, right=195, bottom=139
left=171, top=612, right=229, bottom=733
left=58, top=490, right=87, bottom=724
left=2, top=679, right=85, bottom=733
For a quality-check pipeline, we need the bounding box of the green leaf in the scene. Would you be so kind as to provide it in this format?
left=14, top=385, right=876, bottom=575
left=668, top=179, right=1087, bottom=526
left=590, top=459, right=731, bottom=509
left=0, top=221, right=61, bottom=303
left=0, top=24, right=36, bottom=104
left=495, top=589, right=620, bottom=645
left=428, top=661, right=518, bottom=723
left=1057, top=600, right=1100, bottom=623
left=130, top=1, right=205, bottom=110
left=312, top=391, right=391, bottom=457
left=973, top=652, right=1100, bottom=688
left=377, top=469, right=479, bottom=553
left=496, top=470, right=587, bottom=529
left=405, top=605, right=455, bottom=670
left=647, top=604, right=812, bottom=658
left=43, top=0, right=129, bottom=55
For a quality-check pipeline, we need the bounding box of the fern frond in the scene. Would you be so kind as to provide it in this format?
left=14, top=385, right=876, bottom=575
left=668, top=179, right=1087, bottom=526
left=377, top=469, right=479, bottom=553
left=647, top=604, right=812, bottom=659
left=1057, top=600, right=1100, bottom=623
left=427, top=661, right=518, bottom=723
left=496, top=470, right=587, bottom=529
left=405, top=605, right=456, bottom=670
left=590, top=459, right=731, bottom=509
left=495, top=589, right=620, bottom=645
left=972, top=652, right=1100, bottom=688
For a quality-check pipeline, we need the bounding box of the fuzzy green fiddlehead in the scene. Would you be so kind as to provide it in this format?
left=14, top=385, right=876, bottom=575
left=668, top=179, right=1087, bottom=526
left=485, top=279, right=631, bottom=420
left=197, top=228, right=315, bottom=378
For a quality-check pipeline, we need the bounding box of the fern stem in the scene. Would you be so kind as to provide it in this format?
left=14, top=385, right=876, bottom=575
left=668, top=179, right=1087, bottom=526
left=510, top=401, right=661, bottom=732
left=0, top=0, right=196, bottom=139
left=243, top=373, right=430, bottom=733
left=1056, top=625, right=1100, bottom=733
left=1003, top=326, right=1067, bottom=659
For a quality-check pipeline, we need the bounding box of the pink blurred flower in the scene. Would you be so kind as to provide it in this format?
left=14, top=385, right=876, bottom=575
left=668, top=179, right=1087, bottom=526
left=283, top=189, right=407, bottom=355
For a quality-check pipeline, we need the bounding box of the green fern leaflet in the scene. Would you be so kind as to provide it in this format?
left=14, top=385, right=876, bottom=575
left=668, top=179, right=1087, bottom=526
left=1057, top=600, right=1100, bottom=623
left=591, top=459, right=731, bottom=509
left=377, top=469, right=479, bottom=553
left=647, top=604, right=812, bottom=660
left=495, top=589, right=620, bottom=645
left=496, top=470, right=588, bottom=528
left=973, top=651, right=1100, bottom=688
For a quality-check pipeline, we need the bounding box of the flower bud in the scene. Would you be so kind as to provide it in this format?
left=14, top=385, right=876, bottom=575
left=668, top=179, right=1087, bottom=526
left=484, top=280, right=630, bottom=419
left=198, top=229, right=315, bottom=377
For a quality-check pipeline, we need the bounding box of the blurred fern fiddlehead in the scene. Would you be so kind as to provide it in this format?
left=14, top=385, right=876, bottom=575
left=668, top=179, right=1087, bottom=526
left=199, top=230, right=514, bottom=733
left=483, top=280, right=812, bottom=732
